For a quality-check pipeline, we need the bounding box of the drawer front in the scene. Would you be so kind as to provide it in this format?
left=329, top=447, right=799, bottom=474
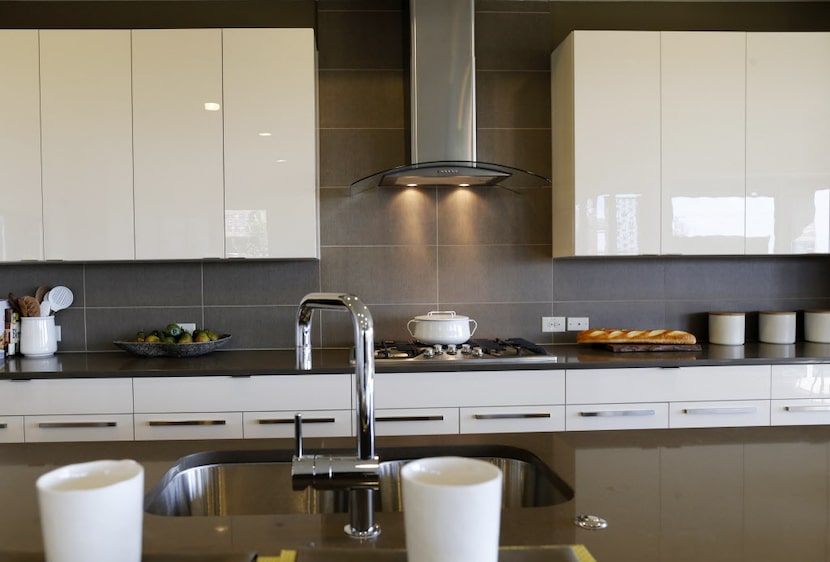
left=669, top=400, right=770, bottom=428
left=459, top=405, right=565, bottom=434
left=672, top=366, right=770, bottom=401
left=772, top=365, right=830, bottom=399
left=134, top=412, right=243, bottom=440
left=243, top=410, right=352, bottom=439
left=375, top=408, right=459, bottom=436
left=772, top=399, right=830, bottom=426
left=25, top=414, right=134, bottom=442
left=566, top=402, right=669, bottom=431
left=0, top=416, right=25, bottom=443
left=566, top=368, right=670, bottom=403
left=0, top=378, right=133, bottom=415
left=376, top=370, right=564, bottom=409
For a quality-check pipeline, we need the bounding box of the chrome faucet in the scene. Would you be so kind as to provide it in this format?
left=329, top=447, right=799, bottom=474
left=291, top=292, right=381, bottom=539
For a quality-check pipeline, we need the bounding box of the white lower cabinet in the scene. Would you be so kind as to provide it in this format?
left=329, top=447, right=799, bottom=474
left=460, top=405, right=565, bottom=434
left=566, top=402, right=669, bottom=431
left=26, top=414, right=134, bottom=442
left=134, top=412, right=243, bottom=441
left=243, top=410, right=352, bottom=439
left=669, top=400, right=770, bottom=428
left=375, top=408, right=459, bottom=436
left=771, top=399, right=830, bottom=426
left=0, top=416, right=25, bottom=443
left=771, top=364, right=830, bottom=425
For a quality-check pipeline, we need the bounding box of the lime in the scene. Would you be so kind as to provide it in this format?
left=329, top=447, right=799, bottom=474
left=165, top=324, right=183, bottom=338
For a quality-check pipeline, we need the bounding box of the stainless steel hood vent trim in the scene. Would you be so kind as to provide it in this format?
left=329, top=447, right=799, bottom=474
left=349, top=0, right=551, bottom=194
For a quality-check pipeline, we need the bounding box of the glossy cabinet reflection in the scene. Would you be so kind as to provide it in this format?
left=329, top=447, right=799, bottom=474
left=552, top=31, right=830, bottom=256
left=746, top=33, right=830, bottom=254
left=40, top=30, right=135, bottom=260
left=0, top=30, right=43, bottom=261
left=552, top=31, right=661, bottom=256
left=132, top=29, right=225, bottom=260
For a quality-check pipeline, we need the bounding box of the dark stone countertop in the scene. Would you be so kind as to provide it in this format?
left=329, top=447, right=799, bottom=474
left=3, top=342, right=830, bottom=380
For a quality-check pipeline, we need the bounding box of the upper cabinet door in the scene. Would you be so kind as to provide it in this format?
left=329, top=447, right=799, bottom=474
left=552, top=31, right=661, bottom=256
left=0, top=30, right=43, bottom=262
left=132, top=29, right=225, bottom=260
left=746, top=33, right=830, bottom=255
left=40, top=30, right=135, bottom=261
left=222, top=28, right=319, bottom=259
left=660, top=32, right=747, bottom=255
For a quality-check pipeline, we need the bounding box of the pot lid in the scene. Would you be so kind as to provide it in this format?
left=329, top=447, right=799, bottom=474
left=413, top=311, right=470, bottom=321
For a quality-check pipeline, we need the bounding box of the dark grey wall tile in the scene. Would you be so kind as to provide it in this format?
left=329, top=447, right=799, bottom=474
left=203, top=261, right=319, bottom=306
left=442, top=302, right=552, bottom=342
left=438, top=245, right=553, bottom=303
left=0, top=263, right=84, bottom=307
left=204, top=305, right=297, bottom=350
left=54, top=308, right=85, bottom=352
left=321, top=303, right=435, bottom=347
left=477, top=70, right=551, bottom=129
left=554, top=258, right=666, bottom=301
left=317, top=8, right=405, bottom=70
left=476, top=129, right=552, bottom=181
left=321, top=246, right=438, bottom=304
left=86, top=306, right=204, bottom=351
left=85, top=262, right=202, bottom=307
left=320, top=129, right=407, bottom=187
left=555, top=300, right=667, bottom=334
left=319, top=70, right=405, bottom=129
left=436, top=187, right=550, bottom=245
left=664, top=258, right=776, bottom=300
left=321, top=188, right=436, bottom=246
left=475, top=9, right=554, bottom=71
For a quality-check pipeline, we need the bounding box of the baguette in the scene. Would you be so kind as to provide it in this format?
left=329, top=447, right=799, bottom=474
left=577, top=328, right=697, bottom=345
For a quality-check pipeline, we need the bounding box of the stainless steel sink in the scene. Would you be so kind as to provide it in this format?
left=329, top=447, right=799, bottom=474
left=144, top=444, right=573, bottom=517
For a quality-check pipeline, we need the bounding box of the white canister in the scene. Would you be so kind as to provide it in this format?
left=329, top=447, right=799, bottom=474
left=20, top=316, right=58, bottom=357
left=708, top=312, right=745, bottom=345
left=804, top=310, right=830, bottom=343
left=759, top=311, right=796, bottom=344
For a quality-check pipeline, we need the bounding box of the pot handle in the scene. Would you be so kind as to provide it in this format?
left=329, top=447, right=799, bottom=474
left=428, top=311, right=456, bottom=318
left=469, top=319, right=478, bottom=336
left=406, top=319, right=416, bottom=338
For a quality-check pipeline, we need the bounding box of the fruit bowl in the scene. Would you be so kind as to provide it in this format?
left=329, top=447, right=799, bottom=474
left=113, top=335, right=232, bottom=358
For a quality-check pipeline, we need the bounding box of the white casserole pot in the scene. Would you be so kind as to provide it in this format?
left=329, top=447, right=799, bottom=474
left=406, top=311, right=478, bottom=345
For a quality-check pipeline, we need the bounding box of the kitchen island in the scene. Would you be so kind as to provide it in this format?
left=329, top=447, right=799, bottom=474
left=1, top=425, right=830, bottom=561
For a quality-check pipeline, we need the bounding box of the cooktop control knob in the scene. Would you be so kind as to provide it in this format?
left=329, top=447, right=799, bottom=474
left=433, top=344, right=444, bottom=355
left=422, top=347, right=434, bottom=358
left=461, top=343, right=471, bottom=354
left=447, top=344, right=457, bottom=355
left=472, top=346, right=484, bottom=358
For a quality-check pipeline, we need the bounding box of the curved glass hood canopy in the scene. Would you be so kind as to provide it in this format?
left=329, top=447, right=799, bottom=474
left=349, top=0, right=551, bottom=194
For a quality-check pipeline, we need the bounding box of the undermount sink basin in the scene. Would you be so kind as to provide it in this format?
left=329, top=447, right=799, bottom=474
left=144, top=444, right=573, bottom=517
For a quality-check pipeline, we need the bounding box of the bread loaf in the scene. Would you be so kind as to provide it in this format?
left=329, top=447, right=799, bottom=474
left=577, top=329, right=697, bottom=345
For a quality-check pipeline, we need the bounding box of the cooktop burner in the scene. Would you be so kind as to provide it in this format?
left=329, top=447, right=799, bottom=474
left=370, top=338, right=557, bottom=364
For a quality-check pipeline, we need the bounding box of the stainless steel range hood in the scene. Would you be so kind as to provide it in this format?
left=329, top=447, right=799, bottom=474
left=350, top=0, right=551, bottom=194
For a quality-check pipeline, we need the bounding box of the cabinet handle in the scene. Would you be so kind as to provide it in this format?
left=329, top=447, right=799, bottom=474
left=580, top=409, right=655, bottom=417
left=147, top=420, right=226, bottom=427
left=257, top=417, right=336, bottom=425
left=38, top=421, right=117, bottom=429
left=785, top=405, right=830, bottom=413
left=683, top=407, right=756, bottom=415
left=376, top=415, right=444, bottom=423
left=0, top=423, right=7, bottom=429
left=473, top=413, right=551, bottom=420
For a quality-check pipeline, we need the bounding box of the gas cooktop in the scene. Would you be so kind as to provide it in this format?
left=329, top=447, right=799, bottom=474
left=367, top=338, right=557, bottom=365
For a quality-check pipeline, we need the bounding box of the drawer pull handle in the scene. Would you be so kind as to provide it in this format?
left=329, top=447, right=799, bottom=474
left=683, top=407, right=756, bottom=415
left=785, top=405, right=830, bottom=413
left=38, top=421, right=117, bottom=429
left=257, top=417, right=336, bottom=425
left=473, top=413, right=551, bottom=420
left=0, top=423, right=8, bottom=429
left=376, top=415, right=444, bottom=423
left=148, top=420, right=226, bottom=427
left=580, top=409, right=655, bottom=417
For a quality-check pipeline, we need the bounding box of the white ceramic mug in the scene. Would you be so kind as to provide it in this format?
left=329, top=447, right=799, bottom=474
left=805, top=310, right=830, bottom=343
left=20, top=316, right=58, bottom=357
left=37, top=459, right=144, bottom=562
left=402, top=457, right=503, bottom=562
left=708, top=312, right=745, bottom=345
left=759, top=311, right=796, bottom=344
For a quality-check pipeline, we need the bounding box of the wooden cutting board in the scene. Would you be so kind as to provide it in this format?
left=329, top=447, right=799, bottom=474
left=597, top=343, right=702, bottom=353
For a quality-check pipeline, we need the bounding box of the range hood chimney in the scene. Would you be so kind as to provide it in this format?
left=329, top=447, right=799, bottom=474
left=350, top=0, right=551, bottom=193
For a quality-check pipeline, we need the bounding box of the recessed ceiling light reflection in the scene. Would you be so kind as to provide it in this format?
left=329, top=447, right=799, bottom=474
left=204, top=102, right=221, bottom=111
left=258, top=132, right=273, bottom=137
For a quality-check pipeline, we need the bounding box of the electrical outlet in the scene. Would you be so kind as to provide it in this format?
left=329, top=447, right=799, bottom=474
left=542, top=316, right=566, bottom=333
left=567, top=317, right=589, bottom=331
left=177, top=322, right=197, bottom=334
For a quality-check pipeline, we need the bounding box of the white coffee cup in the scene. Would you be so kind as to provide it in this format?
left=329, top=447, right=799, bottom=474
left=708, top=312, right=745, bottom=345
left=402, top=457, right=502, bottom=562
left=21, top=316, right=58, bottom=357
left=36, top=459, right=144, bottom=562
left=805, top=310, right=830, bottom=343
left=759, top=311, right=796, bottom=344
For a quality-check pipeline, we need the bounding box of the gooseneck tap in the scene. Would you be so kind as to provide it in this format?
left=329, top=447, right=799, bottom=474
left=292, top=292, right=381, bottom=539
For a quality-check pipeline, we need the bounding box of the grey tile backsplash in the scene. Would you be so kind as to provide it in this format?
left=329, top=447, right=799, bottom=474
left=4, top=0, right=830, bottom=352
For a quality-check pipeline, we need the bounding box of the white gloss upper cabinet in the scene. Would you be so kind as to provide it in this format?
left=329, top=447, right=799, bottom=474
left=746, top=33, right=830, bottom=254
left=551, top=31, right=662, bottom=257
left=222, top=28, right=319, bottom=259
left=660, top=32, right=747, bottom=255
left=0, top=30, right=43, bottom=262
left=132, top=29, right=225, bottom=260
left=40, top=30, right=135, bottom=261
